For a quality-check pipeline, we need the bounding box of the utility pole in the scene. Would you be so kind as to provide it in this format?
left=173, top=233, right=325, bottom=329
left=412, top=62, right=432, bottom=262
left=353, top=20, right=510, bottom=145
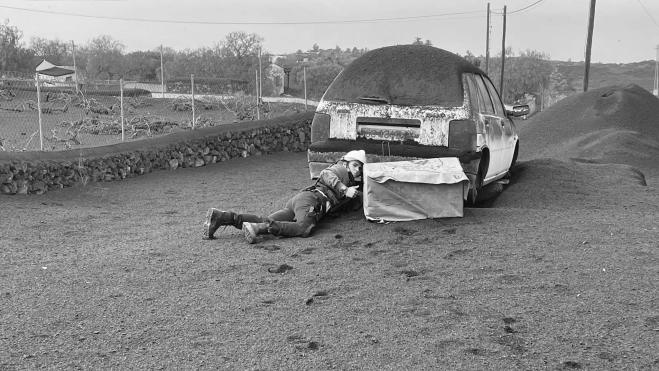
left=654, top=45, right=658, bottom=96
left=485, top=3, right=490, bottom=74
left=500, top=5, right=507, bottom=96
left=583, top=0, right=596, bottom=92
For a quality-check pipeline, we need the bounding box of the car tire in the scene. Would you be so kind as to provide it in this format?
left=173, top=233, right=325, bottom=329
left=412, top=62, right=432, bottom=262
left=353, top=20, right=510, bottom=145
left=466, top=159, right=486, bottom=205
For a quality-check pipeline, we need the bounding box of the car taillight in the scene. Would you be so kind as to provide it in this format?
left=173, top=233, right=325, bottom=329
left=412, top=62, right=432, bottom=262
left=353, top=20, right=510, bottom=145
left=311, top=113, right=331, bottom=143
left=448, top=120, right=477, bottom=150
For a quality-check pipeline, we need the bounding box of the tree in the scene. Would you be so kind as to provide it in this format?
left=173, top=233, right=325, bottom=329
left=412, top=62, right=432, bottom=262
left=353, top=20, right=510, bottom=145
left=0, top=19, right=27, bottom=72
left=424, top=39, right=433, bottom=47
left=412, top=37, right=423, bottom=45
left=487, top=47, right=554, bottom=103
left=220, top=31, right=263, bottom=60
left=292, top=64, right=343, bottom=99
left=29, top=37, right=71, bottom=64
left=462, top=50, right=482, bottom=68
left=81, top=35, right=125, bottom=79
left=124, top=50, right=161, bottom=80
left=311, top=44, right=320, bottom=52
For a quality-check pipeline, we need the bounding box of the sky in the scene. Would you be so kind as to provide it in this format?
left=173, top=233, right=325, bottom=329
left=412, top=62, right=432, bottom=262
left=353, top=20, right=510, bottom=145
left=0, top=0, right=658, bottom=64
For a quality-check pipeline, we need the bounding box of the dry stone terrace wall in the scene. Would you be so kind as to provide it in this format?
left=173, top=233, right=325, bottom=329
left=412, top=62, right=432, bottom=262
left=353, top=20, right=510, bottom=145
left=0, top=112, right=314, bottom=195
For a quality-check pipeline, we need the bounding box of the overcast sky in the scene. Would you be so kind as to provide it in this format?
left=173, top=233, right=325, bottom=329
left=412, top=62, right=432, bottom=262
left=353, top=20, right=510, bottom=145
left=0, top=0, right=657, bottom=64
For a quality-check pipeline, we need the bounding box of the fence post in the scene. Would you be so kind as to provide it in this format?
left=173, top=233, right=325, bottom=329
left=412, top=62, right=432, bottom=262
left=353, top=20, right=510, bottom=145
left=161, top=44, right=165, bottom=99
left=304, top=66, right=307, bottom=111
left=191, top=73, right=195, bottom=130
left=255, top=70, right=260, bottom=120
left=35, top=73, right=44, bottom=151
left=120, top=79, right=125, bottom=142
left=72, top=40, right=80, bottom=94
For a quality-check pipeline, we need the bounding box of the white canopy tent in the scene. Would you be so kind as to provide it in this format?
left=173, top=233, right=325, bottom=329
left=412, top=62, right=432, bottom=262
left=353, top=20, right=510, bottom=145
left=35, top=59, right=76, bottom=80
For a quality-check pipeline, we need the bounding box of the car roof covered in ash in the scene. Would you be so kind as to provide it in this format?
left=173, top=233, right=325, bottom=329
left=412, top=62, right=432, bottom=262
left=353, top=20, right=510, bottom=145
left=322, top=45, right=485, bottom=107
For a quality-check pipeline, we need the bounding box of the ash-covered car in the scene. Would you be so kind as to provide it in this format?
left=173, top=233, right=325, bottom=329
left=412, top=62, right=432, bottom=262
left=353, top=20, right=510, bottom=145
left=307, top=45, right=529, bottom=202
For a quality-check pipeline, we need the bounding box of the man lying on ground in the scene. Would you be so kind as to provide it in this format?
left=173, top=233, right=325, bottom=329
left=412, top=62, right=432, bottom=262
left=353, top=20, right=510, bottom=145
left=202, top=150, right=366, bottom=244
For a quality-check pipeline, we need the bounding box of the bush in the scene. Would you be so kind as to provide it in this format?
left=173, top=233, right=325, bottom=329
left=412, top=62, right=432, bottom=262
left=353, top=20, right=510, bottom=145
left=166, top=77, right=249, bottom=95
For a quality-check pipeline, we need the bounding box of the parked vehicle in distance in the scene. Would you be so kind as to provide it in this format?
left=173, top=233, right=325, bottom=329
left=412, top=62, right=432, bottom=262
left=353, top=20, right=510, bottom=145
left=307, top=45, right=529, bottom=202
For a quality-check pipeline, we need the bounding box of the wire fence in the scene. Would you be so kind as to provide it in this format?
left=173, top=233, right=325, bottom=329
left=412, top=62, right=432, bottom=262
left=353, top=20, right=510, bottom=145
left=0, top=74, right=316, bottom=152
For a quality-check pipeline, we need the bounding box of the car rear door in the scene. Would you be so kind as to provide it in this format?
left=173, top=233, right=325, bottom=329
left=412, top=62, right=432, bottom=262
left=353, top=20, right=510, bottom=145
left=482, top=76, right=516, bottom=171
left=472, top=74, right=505, bottom=179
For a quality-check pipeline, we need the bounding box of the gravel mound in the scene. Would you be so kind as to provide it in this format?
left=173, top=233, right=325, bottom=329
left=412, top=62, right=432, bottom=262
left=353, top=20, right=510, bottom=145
left=495, top=158, right=648, bottom=209
left=517, top=84, right=659, bottom=176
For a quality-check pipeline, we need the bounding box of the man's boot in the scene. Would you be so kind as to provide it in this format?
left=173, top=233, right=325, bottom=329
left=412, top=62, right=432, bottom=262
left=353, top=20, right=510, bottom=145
left=243, top=222, right=270, bottom=244
left=203, top=208, right=238, bottom=240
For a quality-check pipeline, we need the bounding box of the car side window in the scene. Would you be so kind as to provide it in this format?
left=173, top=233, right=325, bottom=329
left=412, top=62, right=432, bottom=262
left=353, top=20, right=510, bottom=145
left=483, top=76, right=506, bottom=117
left=474, top=74, right=495, bottom=115
left=465, top=74, right=484, bottom=113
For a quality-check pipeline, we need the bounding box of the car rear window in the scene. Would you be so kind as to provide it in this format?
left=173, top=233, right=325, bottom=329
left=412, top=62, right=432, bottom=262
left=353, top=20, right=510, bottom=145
left=322, top=45, right=484, bottom=108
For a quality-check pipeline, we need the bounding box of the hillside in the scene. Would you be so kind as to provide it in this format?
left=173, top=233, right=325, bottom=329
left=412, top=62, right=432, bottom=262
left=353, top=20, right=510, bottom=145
left=552, top=60, right=655, bottom=93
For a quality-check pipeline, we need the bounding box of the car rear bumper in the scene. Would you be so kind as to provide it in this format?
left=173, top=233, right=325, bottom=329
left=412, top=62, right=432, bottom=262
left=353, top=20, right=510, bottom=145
left=307, top=139, right=482, bottom=183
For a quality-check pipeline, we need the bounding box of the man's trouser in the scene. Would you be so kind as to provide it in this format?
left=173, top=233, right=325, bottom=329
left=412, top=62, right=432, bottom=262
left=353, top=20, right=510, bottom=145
left=235, top=191, right=326, bottom=237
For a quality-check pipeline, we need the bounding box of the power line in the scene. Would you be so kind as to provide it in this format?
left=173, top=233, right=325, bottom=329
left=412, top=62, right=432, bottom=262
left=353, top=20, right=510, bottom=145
left=636, top=0, right=659, bottom=30
left=492, top=0, right=545, bottom=15
left=0, top=5, right=487, bottom=25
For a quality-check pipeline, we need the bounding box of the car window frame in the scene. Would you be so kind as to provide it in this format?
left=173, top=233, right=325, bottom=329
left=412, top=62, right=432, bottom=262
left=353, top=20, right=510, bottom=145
left=466, top=73, right=488, bottom=114
left=473, top=74, right=495, bottom=115
left=482, top=75, right=506, bottom=117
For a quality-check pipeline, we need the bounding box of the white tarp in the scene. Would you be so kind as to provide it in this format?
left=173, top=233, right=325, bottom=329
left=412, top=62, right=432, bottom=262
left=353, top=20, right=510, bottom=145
left=363, top=157, right=469, bottom=221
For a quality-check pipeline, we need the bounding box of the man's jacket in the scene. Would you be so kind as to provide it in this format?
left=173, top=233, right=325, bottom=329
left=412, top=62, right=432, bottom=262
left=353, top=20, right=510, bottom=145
left=309, top=163, right=361, bottom=208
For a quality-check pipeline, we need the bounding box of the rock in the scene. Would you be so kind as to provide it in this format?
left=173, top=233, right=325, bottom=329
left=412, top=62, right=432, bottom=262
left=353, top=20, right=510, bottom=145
left=169, top=159, right=179, bottom=170
left=194, top=158, right=204, bottom=167
left=17, top=181, right=28, bottom=195
left=31, top=181, right=46, bottom=193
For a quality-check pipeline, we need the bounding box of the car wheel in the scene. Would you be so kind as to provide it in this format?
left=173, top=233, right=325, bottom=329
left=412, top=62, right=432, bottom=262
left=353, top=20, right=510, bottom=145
left=466, top=159, right=485, bottom=205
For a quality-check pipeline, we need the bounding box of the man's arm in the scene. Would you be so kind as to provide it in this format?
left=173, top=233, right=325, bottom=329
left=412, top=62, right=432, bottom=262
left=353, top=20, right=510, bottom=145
left=318, top=166, right=348, bottom=198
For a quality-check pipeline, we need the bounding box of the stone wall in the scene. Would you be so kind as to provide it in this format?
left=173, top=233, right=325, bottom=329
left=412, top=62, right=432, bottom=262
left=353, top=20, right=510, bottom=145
left=0, top=112, right=313, bottom=195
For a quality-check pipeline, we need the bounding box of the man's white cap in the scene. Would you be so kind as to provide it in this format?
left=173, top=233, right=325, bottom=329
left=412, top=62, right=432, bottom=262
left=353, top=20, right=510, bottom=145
left=343, top=150, right=366, bottom=164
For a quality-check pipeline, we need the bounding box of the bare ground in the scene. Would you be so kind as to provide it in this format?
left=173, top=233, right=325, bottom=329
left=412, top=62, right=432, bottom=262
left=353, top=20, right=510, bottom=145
left=2, top=149, right=659, bottom=370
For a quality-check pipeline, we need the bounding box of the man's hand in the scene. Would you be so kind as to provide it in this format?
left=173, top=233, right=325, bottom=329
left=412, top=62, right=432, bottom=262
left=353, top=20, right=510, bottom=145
left=345, top=186, right=359, bottom=198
